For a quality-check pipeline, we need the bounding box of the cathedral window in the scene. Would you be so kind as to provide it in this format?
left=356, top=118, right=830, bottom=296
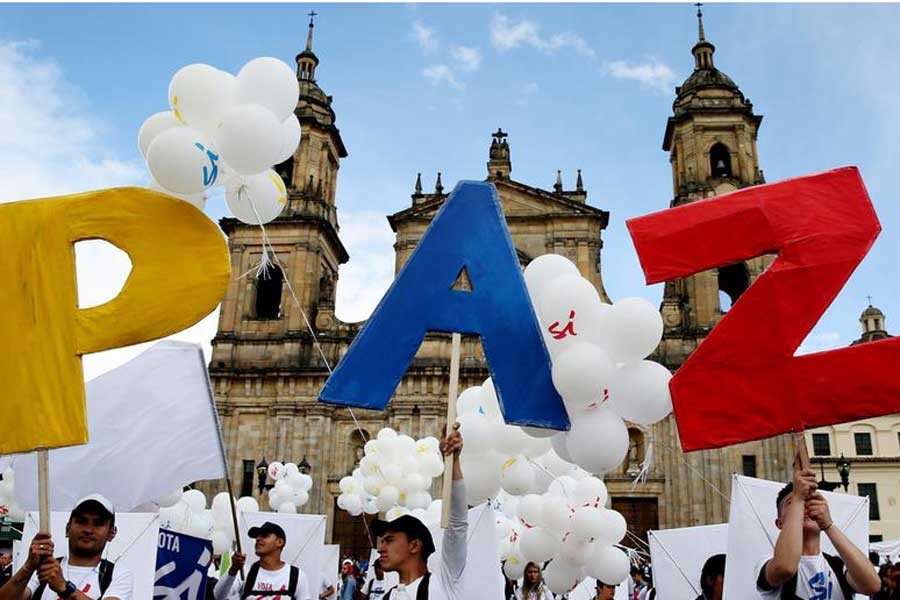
left=709, top=142, right=733, bottom=178
left=255, top=265, right=284, bottom=319
left=717, top=262, right=749, bottom=311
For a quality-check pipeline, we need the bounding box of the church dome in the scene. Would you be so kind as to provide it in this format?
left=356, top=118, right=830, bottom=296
left=678, top=65, right=739, bottom=96
left=861, top=304, right=884, bottom=319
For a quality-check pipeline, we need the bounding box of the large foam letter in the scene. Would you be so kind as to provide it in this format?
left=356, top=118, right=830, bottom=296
left=627, top=167, right=900, bottom=451
left=319, top=181, right=568, bottom=429
left=0, top=187, right=230, bottom=454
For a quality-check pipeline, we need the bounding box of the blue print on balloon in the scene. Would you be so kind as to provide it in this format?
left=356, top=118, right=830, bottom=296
left=194, top=143, right=219, bottom=187
left=318, top=180, right=569, bottom=430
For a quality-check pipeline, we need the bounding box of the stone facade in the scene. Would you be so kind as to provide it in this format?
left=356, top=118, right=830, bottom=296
left=207, top=13, right=802, bottom=552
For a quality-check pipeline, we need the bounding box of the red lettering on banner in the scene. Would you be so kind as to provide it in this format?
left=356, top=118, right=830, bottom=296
left=627, top=167, right=900, bottom=451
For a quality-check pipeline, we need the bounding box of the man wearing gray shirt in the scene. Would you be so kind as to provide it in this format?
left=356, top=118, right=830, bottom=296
left=373, top=424, right=467, bottom=600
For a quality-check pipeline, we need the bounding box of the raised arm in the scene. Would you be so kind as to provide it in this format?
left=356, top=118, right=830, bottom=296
left=806, top=493, right=880, bottom=595
left=764, top=460, right=817, bottom=587
left=0, top=532, right=55, bottom=600
left=213, top=552, right=246, bottom=600
left=439, top=424, right=468, bottom=584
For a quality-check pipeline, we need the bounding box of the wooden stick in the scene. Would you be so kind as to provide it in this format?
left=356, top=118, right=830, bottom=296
left=37, top=449, right=50, bottom=532
left=224, top=475, right=246, bottom=578
left=793, top=431, right=811, bottom=472
left=440, top=332, right=461, bottom=529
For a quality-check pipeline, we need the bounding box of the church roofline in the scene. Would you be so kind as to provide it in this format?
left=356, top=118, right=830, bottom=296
left=219, top=213, right=350, bottom=264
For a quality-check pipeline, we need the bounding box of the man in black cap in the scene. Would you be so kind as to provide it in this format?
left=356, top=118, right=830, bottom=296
left=373, top=423, right=467, bottom=600
left=215, top=521, right=311, bottom=600
left=0, top=494, right=133, bottom=600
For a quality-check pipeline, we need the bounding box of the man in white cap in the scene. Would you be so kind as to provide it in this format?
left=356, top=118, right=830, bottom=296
left=0, top=494, right=133, bottom=600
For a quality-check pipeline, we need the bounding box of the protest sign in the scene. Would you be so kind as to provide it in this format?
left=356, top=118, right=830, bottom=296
left=154, top=529, right=213, bottom=600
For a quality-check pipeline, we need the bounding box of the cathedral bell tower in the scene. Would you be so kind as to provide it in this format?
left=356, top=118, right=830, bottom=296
left=656, top=4, right=769, bottom=369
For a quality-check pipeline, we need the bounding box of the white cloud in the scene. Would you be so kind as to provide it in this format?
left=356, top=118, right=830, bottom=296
left=423, top=64, right=462, bottom=89
left=411, top=20, right=439, bottom=53
left=602, top=59, right=678, bottom=94
left=0, top=39, right=217, bottom=381
left=334, top=211, right=396, bottom=323
left=490, top=14, right=595, bottom=58
left=450, top=45, right=482, bottom=72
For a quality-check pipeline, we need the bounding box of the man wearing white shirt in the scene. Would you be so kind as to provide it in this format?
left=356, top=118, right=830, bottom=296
left=215, top=522, right=311, bottom=600
left=0, top=494, right=133, bottom=600
left=756, top=448, right=880, bottom=599
left=374, top=424, right=467, bottom=600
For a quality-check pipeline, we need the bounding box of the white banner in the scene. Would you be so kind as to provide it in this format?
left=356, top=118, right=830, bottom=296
left=8, top=341, right=226, bottom=512
left=648, top=523, right=727, bottom=599
left=724, top=475, right=869, bottom=600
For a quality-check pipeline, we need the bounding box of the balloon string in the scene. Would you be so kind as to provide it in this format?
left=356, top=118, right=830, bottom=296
left=646, top=531, right=700, bottom=596
left=630, top=429, right=654, bottom=490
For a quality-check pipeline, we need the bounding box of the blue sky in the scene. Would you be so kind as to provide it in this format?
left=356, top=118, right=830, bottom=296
left=1, top=3, right=898, bottom=376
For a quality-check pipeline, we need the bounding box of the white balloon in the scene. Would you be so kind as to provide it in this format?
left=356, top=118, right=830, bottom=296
left=363, top=474, right=385, bottom=497
left=292, top=489, right=310, bottom=508
left=211, top=530, right=233, bottom=555
left=542, top=497, right=573, bottom=535
left=539, top=449, right=575, bottom=478
left=363, top=497, right=379, bottom=515
left=565, top=408, right=629, bottom=474
left=520, top=426, right=556, bottom=439
left=168, top=65, right=234, bottom=136
left=459, top=452, right=503, bottom=505
left=503, top=552, right=527, bottom=580
left=577, top=301, right=615, bottom=350
left=551, top=342, right=614, bottom=412
left=377, top=485, right=400, bottom=512
left=519, top=526, right=559, bottom=564
left=181, top=489, right=207, bottom=513
left=396, top=435, right=417, bottom=457
left=211, top=493, right=234, bottom=521
left=225, top=170, right=287, bottom=225
left=188, top=511, right=214, bottom=538
left=457, top=413, right=493, bottom=457
left=157, top=490, right=183, bottom=509
left=547, top=475, right=578, bottom=501
left=377, top=428, right=398, bottom=440
left=500, top=455, right=535, bottom=496
left=159, top=502, right=189, bottom=530
left=524, top=254, right=580, bottom=301
left=148, top=179, right=207, bottom=210
left=543, top=559, right=583, bottom=595
left=216, top=103, right=283, bottom=175
left=456, top=386, right=484, bottom=416
left=516, top=494, right=544, bottom=529
left=381, top=464, right=403, bottom=486
left=605, top=297, right=664, bottom=362
left=539, top=275, right=600, bottom=347
left=495, top=423, right=532, bottom=457
left=594, top=509, right=627, bottom=546
left=284, top=463, right=300, bottom=477
left=608, top=360, right=673, bottom=425
left=551, top=433, right=574, bottom=463
left=268, top=489, right=283, bottom=508
left=274, top=114, right=301, bottom=165
left=138, top=112, right=180, bottom=158
left=585, top=545, right=630, bottom=584
left=573, top=477, right=608, bottom=509
left=385, top=506, right=409, bottom=521
left=418, top=453, right=445, bottom=479
left=407, top=491, right=432, bottom=510
left=147, top=128, right=220, bottom=195
left=236, top=497, right=259, bottom=513
left=569, top=506, right=606, bottom=541
left=479, top=378, right=502, bottom=419
left=339, top=476, right=355, bottom=494
left=235, top=57, right=300, bottom=122
left=559, top=533, right=594, bottom=567
left=277, top=501, right=297, bottom=514
left=267, top=461, right=285, bottom=481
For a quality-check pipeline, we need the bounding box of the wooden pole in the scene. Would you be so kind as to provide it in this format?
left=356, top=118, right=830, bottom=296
left=37, top=449, right=50, bottom=532
left=224, top=475, right=246, bottom=578
left=793, top=431, right=811, bottom=472
left=440, top=333, right=461, bottom=529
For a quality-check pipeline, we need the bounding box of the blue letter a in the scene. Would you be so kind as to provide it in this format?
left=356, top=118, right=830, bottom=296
left=318, top=181, right=569, bottom=430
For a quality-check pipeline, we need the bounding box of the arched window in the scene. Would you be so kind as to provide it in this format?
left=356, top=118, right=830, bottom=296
left=624, top=428, right=646, bottom=475
left=718, top=262, right=750, bottom=311
left=710, top=143, right=733, bottom=178
left=255, top=265, right=283, bottom=319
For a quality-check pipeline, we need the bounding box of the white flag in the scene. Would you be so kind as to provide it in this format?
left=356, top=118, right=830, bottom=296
left=9, top=340, right=226, bottom=511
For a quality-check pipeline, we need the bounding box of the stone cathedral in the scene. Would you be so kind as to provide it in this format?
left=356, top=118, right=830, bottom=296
left=207, top=13, right=793, bottom=555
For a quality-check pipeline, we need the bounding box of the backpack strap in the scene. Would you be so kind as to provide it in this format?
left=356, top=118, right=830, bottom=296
left=287, top=566, right=299, bottom=600
left=823, top=553, right=854, bottom=600
left=97, top=559, right=115, bottom=598
left=416, top=573, right=430, bottom=600
left=240, top=562, right=263, bottom=600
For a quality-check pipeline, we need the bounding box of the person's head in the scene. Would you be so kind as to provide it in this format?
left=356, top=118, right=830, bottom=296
left=373, top=559, right=384, bottom=579
left=248, top=522, right=286, bottom=559
left=523, top=562, right=543, bottom=587
left=66, top=494, right=116, bottom=559
left=699, top=554, right=726, bottom=599
left=0, top=552, right=11, bottom=567
left=373, top=515, right=435, bottom=572
left=890, top=564, right=900, bottom=587
left=630, top=565, right=645, bottom=585
left=340, top=559, right=354, bottom=577
left=774, top=483, right=820, bottom=537
left=595, top=580, right=616, bottom=600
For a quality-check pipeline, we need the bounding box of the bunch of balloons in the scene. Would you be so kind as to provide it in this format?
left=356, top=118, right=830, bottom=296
left=263, top=461, right=314, bottom=513
left=526, top=253, right=673, bottom=474
left=157, top=488, right=260, bottom=555
left=336, top=428, right=445, bottom=519
left=138, top=57, right=300, bottom=224
left=497, top=476, right=631, bottom=593
left=0, top=467, right=26, bottom=522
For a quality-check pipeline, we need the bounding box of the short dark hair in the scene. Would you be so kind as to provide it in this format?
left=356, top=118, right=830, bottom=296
left=596, top=580, right=615, bottom=588
left=700, top=554, right=726, bottom=596
left=776, top=482, right=793, bottom=514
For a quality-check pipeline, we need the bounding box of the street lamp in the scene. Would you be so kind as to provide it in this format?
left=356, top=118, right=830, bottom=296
left=256, top=457, right=269, bottom=494
left=836, top=454, right=851, bottom=492
left=298, top=456, right=312, bottom=474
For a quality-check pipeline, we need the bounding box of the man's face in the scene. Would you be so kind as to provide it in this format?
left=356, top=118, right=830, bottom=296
left=596, top=584, right=616, bottom=600
left=253, top=533, right=283, bottom=558
left=66, top=511, right=113, bottom=557
left=775, top=495, right=819, bottom=534
left=377, top=531, right=420, bottom=571
left=0, top=553, right=11, bottom=567
left=341, top=563, right=352, bottom=576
